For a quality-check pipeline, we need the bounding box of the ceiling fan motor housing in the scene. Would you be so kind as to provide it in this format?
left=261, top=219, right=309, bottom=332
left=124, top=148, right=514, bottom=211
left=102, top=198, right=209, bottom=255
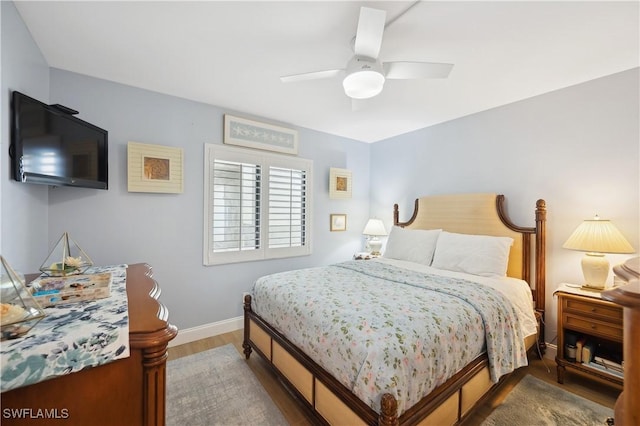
left=343, top=56, right=385, bottom=99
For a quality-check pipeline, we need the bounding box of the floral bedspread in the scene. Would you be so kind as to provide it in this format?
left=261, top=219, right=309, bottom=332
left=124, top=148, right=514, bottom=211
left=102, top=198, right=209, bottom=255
left=251, top=259, right=530, bottom=415
left=0, top=264, right=130, bottom=392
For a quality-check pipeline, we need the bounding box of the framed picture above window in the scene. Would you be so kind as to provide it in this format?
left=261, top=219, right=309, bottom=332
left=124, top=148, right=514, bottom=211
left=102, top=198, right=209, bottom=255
left=330, top=214, right=347, bottom=232
left=224, top=114, right=298, bottom=155
left=329, top=167, right=352, bottom=199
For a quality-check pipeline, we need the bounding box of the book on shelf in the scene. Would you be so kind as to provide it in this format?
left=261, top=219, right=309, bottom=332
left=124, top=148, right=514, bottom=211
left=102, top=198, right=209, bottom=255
left=575, top=337, right=586, bottom=363
left=586, top=361, right=624, bottom=378
left=593, top=356, right=623, bottom=372
left=581, top=341, right=596, bottom=363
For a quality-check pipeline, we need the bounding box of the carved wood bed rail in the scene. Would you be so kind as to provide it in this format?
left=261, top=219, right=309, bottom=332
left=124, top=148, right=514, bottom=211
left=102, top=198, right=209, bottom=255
left=244, top=193, right=546, bottom=426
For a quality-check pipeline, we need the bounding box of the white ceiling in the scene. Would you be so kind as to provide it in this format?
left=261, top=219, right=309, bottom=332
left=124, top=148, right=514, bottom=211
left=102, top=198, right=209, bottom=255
left=14, top=1, right=639, bottom=143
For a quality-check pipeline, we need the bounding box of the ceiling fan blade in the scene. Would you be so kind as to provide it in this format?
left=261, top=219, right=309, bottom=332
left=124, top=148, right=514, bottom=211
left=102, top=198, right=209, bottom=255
left=383, top=61, right=454, bottom=79
left=354, top=7, right=386, bottom=59
left=280, top=69, right=343, bottom=83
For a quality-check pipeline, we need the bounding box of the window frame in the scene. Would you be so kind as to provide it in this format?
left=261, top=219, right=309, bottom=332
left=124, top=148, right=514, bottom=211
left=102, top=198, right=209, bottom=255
left=203, top=144, right=313, bottom=265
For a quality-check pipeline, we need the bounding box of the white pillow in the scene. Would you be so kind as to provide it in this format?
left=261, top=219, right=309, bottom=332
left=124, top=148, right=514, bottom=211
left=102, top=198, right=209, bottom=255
left=383, top=227, right=442, bottom=265
left=431, top=231, right=514, bottom=277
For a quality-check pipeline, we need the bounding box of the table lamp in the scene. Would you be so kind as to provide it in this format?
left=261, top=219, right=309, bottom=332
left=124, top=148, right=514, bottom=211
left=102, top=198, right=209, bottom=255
left=363, top=219, right=387, bottom=256
left=563, top=215, right=635, bottom=290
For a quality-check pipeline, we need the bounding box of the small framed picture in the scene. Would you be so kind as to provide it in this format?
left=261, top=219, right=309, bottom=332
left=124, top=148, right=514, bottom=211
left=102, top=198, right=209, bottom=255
left=329, top=168, right=352, bottom=199
left=127, top=141, right=184, bottom=193
left=330, top=214, right=347, bottom=232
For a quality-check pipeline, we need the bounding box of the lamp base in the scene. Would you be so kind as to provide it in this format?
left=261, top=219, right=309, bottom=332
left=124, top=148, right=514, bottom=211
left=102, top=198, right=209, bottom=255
left=368, top=238, right=382, bottom=256
left=580, top=252, right=609, bottom=290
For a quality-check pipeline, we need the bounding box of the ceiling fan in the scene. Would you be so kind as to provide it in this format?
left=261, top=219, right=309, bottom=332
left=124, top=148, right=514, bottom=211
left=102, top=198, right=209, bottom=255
left=280, top=6, right=453, bottom=100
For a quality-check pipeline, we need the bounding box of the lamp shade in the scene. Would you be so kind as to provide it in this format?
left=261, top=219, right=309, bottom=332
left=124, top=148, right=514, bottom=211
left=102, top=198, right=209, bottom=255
left=563, top=216, right=635, bottom=290
left=563, top=216, right=634, bottom=254
left=363, top=219, right=387, bottom=236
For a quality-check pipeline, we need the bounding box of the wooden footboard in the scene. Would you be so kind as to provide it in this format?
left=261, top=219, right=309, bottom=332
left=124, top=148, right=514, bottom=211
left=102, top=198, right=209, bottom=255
left=243, top=295, right=521, bottom=426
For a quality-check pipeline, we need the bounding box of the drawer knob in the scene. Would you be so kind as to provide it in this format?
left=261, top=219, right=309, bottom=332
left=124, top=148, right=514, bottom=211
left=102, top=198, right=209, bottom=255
left=591, top=324, right=597, bottom=329
left=591, top=308, right=596, bottom=312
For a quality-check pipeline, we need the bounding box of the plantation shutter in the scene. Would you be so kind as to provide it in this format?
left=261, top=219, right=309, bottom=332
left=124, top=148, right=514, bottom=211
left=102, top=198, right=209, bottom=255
left=211, top=160, right=261, bottom=253
left=268, top=167, right=306, bottom=248
left=204, top=144, right=312, bottom=265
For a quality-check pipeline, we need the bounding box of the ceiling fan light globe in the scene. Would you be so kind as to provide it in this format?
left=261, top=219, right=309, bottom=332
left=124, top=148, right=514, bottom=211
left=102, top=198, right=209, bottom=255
left=343, top=70, right=385, bottom=99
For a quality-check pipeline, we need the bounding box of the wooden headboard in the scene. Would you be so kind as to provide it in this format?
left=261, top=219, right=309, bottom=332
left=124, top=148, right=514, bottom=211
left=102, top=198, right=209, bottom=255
left=393, top=193, right=546, bottom=321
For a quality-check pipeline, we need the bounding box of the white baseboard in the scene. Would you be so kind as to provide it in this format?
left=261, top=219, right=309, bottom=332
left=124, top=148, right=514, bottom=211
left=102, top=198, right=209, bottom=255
left=169, top=316, right=244, bottom=347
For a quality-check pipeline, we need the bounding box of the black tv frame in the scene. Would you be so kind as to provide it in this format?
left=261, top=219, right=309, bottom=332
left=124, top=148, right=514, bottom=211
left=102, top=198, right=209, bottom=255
left=10, top=91, right=108, bottom=190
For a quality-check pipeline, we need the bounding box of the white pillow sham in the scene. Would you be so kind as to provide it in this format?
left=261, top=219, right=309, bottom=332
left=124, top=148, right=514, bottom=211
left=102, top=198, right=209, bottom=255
left=431, top=231, right=514, bottom=277
left=383, top=227, right=442, bottom=266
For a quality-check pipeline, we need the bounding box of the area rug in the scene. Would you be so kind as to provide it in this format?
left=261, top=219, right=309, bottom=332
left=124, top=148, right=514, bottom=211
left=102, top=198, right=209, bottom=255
left=166, top=344, right=289, bottom=426
left=481, top=375, right=614, bottom=426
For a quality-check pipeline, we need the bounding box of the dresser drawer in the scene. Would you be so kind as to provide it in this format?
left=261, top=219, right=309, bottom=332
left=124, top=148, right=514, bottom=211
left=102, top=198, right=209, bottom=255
left=563, top=313, right=623, bottom=341
left=563, top=297, right=622, bottom=323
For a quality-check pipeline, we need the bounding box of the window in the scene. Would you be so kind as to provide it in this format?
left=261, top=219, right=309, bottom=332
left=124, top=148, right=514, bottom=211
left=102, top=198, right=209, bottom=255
left=204, top=144, right=313, bottom=265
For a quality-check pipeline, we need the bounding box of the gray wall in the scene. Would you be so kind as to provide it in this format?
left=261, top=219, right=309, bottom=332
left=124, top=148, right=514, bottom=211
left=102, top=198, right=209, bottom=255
left=2, top=1, right=371, bottom=330
left=370, top=68, right=640, bottom=343
left=1, top=1, right=50, bottom=272
left=46, top=69, right=370, bottom=329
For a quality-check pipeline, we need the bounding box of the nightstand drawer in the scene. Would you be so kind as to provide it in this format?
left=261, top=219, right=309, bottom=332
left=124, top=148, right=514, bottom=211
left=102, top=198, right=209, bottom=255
left=563, top=313, right=623, bottom=341
left=563, top=297, right=622, bottom=323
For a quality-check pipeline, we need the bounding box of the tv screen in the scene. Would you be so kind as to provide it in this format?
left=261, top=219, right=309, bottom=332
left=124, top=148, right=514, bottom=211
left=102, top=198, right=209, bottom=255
left=10, top=91, right=108, bottom=189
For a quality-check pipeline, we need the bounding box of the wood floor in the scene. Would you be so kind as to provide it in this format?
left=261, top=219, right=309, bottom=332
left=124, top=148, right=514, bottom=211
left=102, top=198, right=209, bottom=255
left=168, top=330, right=620, bottom=425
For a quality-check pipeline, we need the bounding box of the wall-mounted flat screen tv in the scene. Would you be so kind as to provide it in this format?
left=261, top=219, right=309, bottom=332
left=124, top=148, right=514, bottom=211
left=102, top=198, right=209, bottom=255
left=10, top=91, right=108, bottom=189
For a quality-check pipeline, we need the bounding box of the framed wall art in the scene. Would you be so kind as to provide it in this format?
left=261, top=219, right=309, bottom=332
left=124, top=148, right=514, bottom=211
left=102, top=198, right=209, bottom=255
left=330, top=214, right=347, bottom=232
left=127, top=141, right=184, bottom=193
left=224, top=114, right=298, bottom=155
left=329, top=167, right=352, bottom=199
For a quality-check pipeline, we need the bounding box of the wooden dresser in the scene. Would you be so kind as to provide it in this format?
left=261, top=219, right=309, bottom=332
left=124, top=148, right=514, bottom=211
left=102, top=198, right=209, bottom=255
left=603, top=257, right=640, bottom=426
left=1, top=263, right=178, bottom=426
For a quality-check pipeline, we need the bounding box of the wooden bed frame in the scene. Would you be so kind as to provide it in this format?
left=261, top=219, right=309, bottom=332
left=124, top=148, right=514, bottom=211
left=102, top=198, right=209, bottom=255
left=243, top=193, right=546, bottom=425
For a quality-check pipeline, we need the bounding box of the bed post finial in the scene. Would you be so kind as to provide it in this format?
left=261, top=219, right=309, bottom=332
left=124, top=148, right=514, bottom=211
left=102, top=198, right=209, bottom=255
left=536, top=199, right=546, bottom=218
left=379, top=393, right=399, bottom=426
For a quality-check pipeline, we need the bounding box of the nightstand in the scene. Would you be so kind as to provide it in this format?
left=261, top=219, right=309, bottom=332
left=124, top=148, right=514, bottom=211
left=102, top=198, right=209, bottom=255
left=555, top=284, right=623, bottom=389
